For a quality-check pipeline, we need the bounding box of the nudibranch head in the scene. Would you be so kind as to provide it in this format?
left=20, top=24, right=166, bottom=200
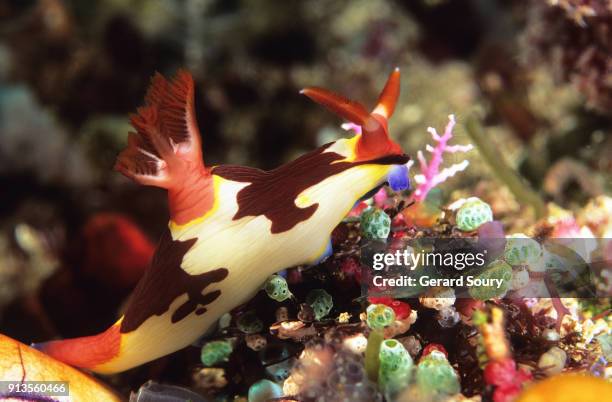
left=301, top=68, right=406, bottom=162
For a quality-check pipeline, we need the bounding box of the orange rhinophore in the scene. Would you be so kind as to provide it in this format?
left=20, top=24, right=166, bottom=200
left=301, top=67, right=402, bottom=160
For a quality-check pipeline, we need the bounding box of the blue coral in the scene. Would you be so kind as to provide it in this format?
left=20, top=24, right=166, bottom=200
left=388, top=164, right=410, bottom=192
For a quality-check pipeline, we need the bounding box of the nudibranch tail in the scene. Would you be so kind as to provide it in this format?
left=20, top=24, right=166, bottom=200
left=33, top=322, right=122, bottom=371
left=301, top=68, right=403, bottom=161
left=115, top=70, right=214, bottom=225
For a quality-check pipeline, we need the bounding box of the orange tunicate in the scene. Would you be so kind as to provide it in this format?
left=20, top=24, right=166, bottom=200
left=401, top=202, right=440, bottom=228
left=516, top=374, right=612, bottom=402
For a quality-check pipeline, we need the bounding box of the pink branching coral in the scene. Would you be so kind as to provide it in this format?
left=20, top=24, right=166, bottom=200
left=341, top=122, right=362, bottom=135
left=408, top=114, right=473, bottom=202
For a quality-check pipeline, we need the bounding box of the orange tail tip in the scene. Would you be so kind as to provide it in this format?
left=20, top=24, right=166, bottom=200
left=115, top=70, right=206, bottom=189
left=301, top=68, right=403, bottom=160
left=33, top=323, right=122, bottom=371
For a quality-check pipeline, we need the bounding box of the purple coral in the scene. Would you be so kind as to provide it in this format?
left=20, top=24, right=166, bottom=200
left=408, top=115, right=473, bottom=202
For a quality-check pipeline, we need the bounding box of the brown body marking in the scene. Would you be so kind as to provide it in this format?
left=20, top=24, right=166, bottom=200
left=121, top=229, right=228, bottom=333
left=120, top=147, right=406, bottom=332
left=213, top=144, right=409, bottom=233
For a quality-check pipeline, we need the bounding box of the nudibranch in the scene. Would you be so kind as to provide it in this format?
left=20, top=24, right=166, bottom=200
left=35, top=68, right=410, bottom=373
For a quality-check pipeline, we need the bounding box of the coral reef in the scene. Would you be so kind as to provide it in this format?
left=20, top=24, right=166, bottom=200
left=522, top=0, right=612, bottom=114
left=0, top=1, right=610, bottom=401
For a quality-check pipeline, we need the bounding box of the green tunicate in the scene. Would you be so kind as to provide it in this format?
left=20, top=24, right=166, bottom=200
left=264, top=274, right=292, bottom=302
left=365, top=328, right=384, bottom=383
left=504, top=233, right=542, bottom=266
left=306, top=289, right=333, bottom=320
left=366, top=304, right=396, bottom=329
left=456, top=198, right=493, bottom=231
left=200, top=340, right=233, bottom=367
left=266, top=359, right=293, bottom=382
left=360, top=207, right=391, bottom=240
left=248, top=379, right=282, bottom=402
left=237, top=311, right=264, bottom=334
left=378, top=339, right=414, bottom=398
left=542, top=248, right=565, bottom=270
left=468, top=260, right=512, bottom=300
left=416, top=351, right=460, bottom=396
